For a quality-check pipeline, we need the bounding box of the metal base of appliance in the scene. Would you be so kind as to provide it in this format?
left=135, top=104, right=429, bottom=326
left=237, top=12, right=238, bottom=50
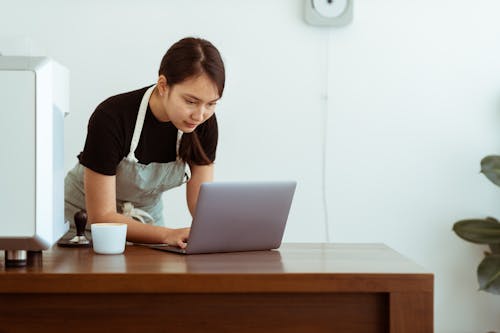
left=5, top=250, right=27, bottom=267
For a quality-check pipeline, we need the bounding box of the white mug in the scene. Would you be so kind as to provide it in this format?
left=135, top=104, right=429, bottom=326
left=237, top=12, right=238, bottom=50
left=91, top=223, right=127, bottom=254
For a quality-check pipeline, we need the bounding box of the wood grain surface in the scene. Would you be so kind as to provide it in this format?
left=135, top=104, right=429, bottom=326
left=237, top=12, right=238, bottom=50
left=0, top=243, right=433, bottom=332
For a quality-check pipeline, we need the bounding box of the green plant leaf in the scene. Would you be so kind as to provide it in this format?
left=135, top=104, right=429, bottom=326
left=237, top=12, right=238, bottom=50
left=490, top=243, right=500, bottom=254
left=480, top=155, right=500, bottom=187
left=485, top=216, right=500, bottom=223
left=453, top=219, right=500, bottom=244
left=477, top=254, right=500, bottom=294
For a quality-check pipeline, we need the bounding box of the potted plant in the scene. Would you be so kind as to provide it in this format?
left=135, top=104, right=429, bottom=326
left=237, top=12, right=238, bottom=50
left=453, top=155, right=500, bottom=295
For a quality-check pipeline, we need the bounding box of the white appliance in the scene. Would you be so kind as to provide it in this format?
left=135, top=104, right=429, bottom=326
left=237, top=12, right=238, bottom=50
left=0, top=56, right=69, bottom=266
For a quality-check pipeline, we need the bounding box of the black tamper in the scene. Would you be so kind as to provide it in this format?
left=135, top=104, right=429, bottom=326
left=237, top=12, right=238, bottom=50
left=57, top=210, right=91, bottom=247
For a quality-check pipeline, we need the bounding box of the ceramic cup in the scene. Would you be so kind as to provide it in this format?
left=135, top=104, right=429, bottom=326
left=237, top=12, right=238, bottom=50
left=91, top=223, right=127, bottom=254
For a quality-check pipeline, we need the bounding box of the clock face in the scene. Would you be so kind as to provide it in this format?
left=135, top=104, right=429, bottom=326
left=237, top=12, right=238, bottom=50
left=312, top=0, right=348, bottom=18
left=305, top=0, right=353, bottom=27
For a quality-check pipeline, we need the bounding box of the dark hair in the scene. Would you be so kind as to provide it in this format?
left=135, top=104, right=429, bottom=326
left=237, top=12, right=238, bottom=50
left=159, top=37, right=225, bottom=165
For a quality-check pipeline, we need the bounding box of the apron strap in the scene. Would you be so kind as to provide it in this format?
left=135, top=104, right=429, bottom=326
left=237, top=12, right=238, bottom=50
left=176, top=130, right=191, bottom=182
left=176, top=130, right=183, bottom=160
left=122, top=202, right=154, bottom=224
left=126, top=85, right=157, bottom=162
left=125, top=84, right=189, bottom=180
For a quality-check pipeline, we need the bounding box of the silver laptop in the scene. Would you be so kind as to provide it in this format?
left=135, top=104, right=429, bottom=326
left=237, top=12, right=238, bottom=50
left=140, top=181, right=296, bottom=254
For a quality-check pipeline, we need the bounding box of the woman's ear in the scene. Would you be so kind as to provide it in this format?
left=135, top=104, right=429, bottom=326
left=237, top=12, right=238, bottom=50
left=157, top=75, right=169, bottom=97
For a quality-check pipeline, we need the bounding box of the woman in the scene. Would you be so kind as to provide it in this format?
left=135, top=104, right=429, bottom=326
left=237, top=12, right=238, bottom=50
left=64, top=37, right=225, bottom=249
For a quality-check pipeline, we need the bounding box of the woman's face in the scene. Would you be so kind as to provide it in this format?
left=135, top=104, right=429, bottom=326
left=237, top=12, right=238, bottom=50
left=161, top=73, right=220, bottom=133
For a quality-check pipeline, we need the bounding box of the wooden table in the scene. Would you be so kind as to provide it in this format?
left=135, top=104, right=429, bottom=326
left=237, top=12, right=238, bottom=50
left=0, top=243, right=433, bottom=332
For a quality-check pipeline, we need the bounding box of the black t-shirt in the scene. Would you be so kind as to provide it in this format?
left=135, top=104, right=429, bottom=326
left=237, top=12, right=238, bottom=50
left=78, top=86, right=218, bottom=176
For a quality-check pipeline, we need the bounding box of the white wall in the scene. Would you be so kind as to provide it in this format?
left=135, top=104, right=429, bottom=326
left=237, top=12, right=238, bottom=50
left=1, top=0, right=500, bottom=331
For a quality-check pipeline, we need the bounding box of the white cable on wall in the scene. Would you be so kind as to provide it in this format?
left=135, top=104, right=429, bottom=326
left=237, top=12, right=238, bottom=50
left=322, top=30, right=331, bottom=243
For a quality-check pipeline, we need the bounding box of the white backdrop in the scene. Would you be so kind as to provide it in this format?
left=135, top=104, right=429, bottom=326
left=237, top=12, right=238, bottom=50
left=1, top=0, right=500, bottom=331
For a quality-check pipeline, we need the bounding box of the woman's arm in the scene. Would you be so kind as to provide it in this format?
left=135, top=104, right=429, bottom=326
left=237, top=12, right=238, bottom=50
left=84, top=167, right=189, bottom=247
left=186, top=163, right=214, bottom=217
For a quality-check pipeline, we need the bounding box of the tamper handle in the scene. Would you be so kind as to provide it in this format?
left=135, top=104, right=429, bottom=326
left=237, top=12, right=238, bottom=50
left=74, top=210, right=88, bottom=236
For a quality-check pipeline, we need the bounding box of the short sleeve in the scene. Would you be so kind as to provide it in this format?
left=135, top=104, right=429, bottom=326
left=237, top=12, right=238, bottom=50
left=78, top=108, right=125, bottom=175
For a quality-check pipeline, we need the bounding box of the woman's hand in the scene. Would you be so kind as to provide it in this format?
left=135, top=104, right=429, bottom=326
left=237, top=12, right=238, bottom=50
left=163, top=227, right=190, bottom=248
